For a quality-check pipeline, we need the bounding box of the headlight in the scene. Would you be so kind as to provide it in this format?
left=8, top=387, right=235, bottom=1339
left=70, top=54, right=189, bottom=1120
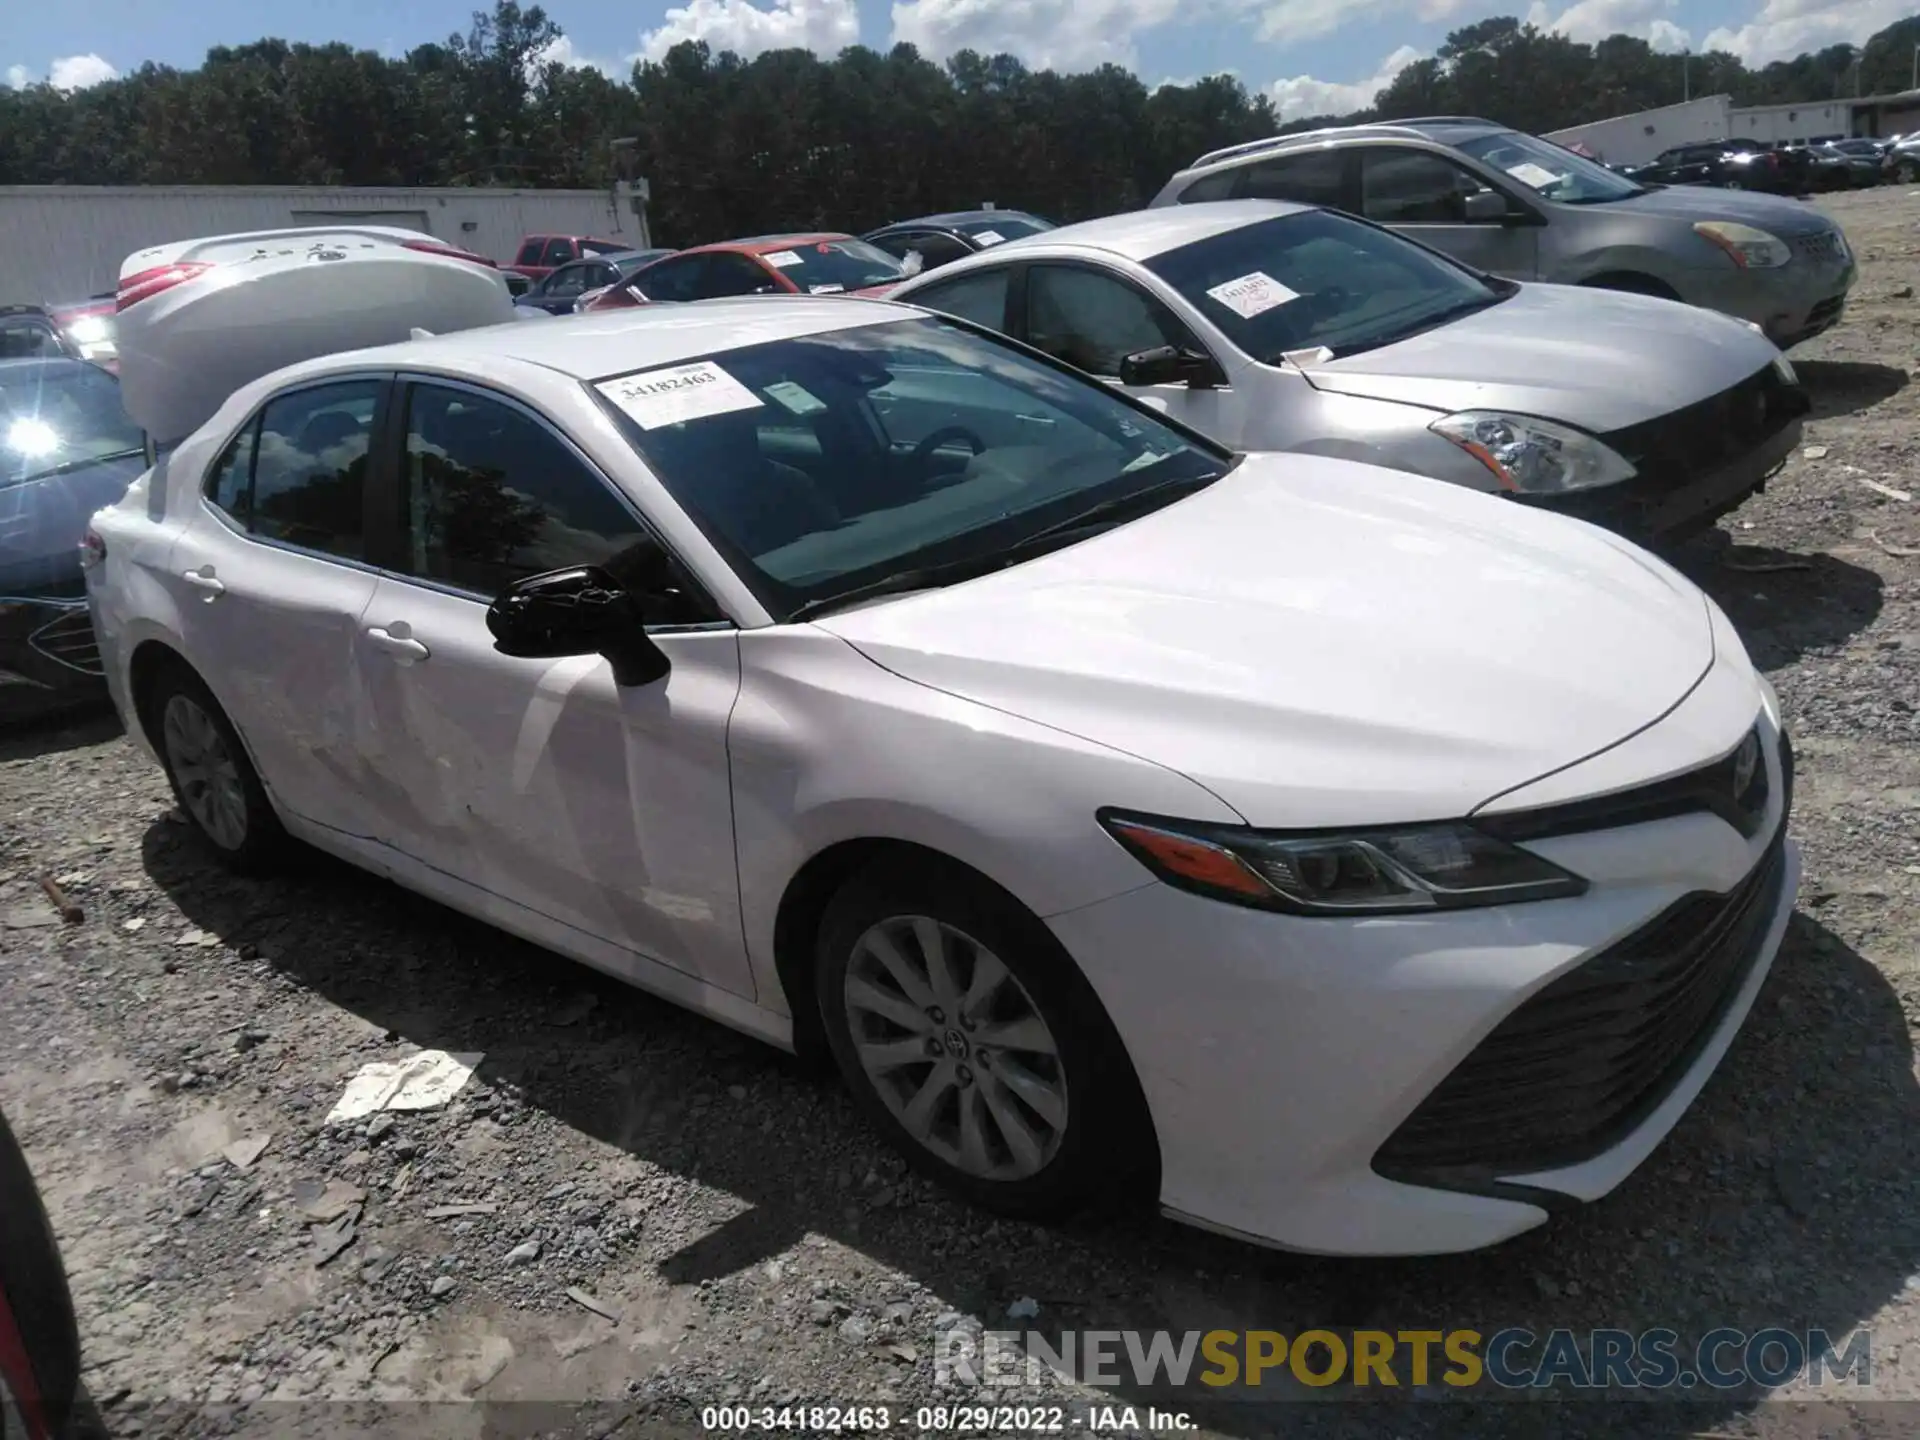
left=1693, top=220, right=1791, bottom=269
left=1429, top=411, right=1635, bottom=494
left=1098, top=810, right=1588, bottom=916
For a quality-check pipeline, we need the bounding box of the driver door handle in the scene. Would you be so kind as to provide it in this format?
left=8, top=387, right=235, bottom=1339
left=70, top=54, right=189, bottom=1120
left=366, top=624, right=430, bottom=663
left=181, top=566, right=225, bottom=597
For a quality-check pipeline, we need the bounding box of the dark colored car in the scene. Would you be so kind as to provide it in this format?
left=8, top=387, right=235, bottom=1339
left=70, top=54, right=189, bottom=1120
left=1886, top=137, right=1920, bottom=183
left=504, top=233, right=633, bottom=283
left=514, top=248, right=676, bottom=315
left=861, top=210, right=1056, bottom=276
left=1624, top=140, right=1808, bottom=195
left=0, top=307, right=80, bottom=364
left=1, top=356, right=147, bottom=719
left=1817, top=139, right=1886, bottom=188
left=0, top=1107, right=80, bottom=1440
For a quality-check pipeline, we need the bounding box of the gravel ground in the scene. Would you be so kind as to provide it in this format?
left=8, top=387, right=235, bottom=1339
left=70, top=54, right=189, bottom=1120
left=4, top=186, right=1920, bottom=1440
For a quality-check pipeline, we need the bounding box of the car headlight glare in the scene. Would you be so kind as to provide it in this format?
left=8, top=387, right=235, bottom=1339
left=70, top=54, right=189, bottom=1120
left=1099, top=811, right=1588, bottom=916
left=1429, top=411, right=1635, bottom=495
left=1693, top=220, right=1791, bottom=269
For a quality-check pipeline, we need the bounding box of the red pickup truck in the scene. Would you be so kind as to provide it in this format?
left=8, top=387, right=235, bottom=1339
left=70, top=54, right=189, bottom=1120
left=506, top=234, right=633, bottom=282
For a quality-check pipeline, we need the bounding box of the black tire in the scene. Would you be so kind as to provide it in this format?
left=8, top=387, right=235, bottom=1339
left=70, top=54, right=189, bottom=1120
left=141, top=660, right=289, bottom=874
left=1901, top=161, right=1919, bottom=184
left=0, top=1110, right=79, bottom=1440
left=814, top=856, right=1156, bottom=1220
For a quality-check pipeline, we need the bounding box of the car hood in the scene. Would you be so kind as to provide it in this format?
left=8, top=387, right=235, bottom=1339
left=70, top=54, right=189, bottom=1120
left=1299, top=283, right=1780, bottom=431
left=815, top=455, right=1714, bottom=829
left=0, top=451, right=147, bottom=591
left=1596, top=184, right=1838, bottom=236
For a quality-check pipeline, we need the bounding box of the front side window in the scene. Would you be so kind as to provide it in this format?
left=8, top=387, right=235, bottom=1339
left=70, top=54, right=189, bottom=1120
left=902, top=268, right=1011, bottom=330
left=698, top=254, right=782, bottom=298
left=230, top=381, right=379, bottom=558
left=591, top=316, right=1231, bottom=620
left=516, top=240, right=545, bottom=265
left=1025, top=265, right=1194, bottom=376
left=1144, top=210, right=1503, bottom=363
left=0, top=359, right=143, bottom=487
left=633, top=255, right=706, bottom=302
left=1454, top=130, right=1644, bottom=204
left=545, top=265, right=591, bottom=299
left=756, top=239, right=907, bottom=294
left=401, top=384, right=657, bottom=597
left=1358, top=150, right=1488, bottom=224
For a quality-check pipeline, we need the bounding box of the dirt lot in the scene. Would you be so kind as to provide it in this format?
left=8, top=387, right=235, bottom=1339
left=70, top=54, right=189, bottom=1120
left=4, top=186, right=1920, bottom=1440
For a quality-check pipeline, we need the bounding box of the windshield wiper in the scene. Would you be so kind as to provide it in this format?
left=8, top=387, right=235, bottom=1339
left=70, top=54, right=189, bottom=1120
left=785, top=469, right=1225, bottom=623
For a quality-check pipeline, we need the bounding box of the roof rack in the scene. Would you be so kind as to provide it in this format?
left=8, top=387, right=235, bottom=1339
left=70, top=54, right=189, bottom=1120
left=1389, top=116, right=1501, bottom=126
left=1189, top=116, right=1501, bottom=170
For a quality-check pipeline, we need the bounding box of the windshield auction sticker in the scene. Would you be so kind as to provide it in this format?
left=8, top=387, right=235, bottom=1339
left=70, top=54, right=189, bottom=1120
left=596, top=361, right=765, bottom=430
left=1505, top=162, right=1560, bottom=187
left=974, top=230, right=1006, bottom=246
left=1204, top=271, right=1299, bottom=319
left=762, top=250, right=804, bottom=268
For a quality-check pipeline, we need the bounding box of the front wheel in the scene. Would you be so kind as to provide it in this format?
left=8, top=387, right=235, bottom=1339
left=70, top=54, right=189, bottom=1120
left=815, top=859, right=1153, bottom=1219
left=145, top=663, right=289, bottom=874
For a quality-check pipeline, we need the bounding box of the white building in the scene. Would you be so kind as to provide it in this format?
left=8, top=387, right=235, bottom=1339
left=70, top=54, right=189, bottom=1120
left=1546, top=96, right=1731, bottom=168
left=0, top=185, right=646, bottom=305
left=1547, top=88, right=1920, bottom=169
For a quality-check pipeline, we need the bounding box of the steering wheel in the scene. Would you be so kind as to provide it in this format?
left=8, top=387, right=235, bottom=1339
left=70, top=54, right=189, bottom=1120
left=912, top=425, right=987, bottom=469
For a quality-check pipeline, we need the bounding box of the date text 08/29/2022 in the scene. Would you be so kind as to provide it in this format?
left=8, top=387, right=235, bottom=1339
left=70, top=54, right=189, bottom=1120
left=700, top=1406, right=1193, bottom=1433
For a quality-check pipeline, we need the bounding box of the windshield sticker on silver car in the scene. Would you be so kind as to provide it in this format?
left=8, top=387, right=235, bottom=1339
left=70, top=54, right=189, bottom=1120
left=765, top=380, right=828, bottom=415
left=1204, top=272, right=1299, bottom=319
left=1505, top=162, right=1560, bottom=188
left=809, top=283, right=846, bottom=293
left=973, top=230, right=1006, bottom=246
left=596, top=361, right=765, bottom=430
left=763, top=250, right=804, bottom=268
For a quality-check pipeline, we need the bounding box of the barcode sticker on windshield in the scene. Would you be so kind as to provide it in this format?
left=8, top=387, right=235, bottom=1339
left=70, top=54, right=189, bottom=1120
left=1506, top=162, right=1559, bottom=188
left=1204, top=271, right=1299, bottom=319
left=973, top=230, right=1007, bottom=246
left=763, top=250, right=804, bottom=268
left=596, top=361, right=764, bottom=430
left=809, top=283, right=845, bottom=293
left=765, top=380, right=828, bottom=415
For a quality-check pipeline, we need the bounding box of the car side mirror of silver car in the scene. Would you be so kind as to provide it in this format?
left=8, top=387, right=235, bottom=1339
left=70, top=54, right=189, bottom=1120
left=1463, top=190, right=1513, bottom=223
left=1120, top=345, right=1222, bottom=389
left=487, top=564, right=671, bottom=687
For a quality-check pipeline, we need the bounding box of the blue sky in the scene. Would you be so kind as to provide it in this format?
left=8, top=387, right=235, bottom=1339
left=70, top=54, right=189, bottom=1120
left=4, top=0, right=1905, bottom=121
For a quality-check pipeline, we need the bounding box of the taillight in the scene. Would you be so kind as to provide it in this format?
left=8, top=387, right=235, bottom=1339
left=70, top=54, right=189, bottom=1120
left=80, top=528, right=107, bottom=568
left=117, top=261, right=213, bottom=312
left=402, top=240, right=496, bottom=269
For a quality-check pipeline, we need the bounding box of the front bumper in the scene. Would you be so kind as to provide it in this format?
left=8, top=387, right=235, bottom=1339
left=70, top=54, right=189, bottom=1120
left=1048, top=708, right=1797, bottom=1256
left=0, top=589, right=107, bottom=722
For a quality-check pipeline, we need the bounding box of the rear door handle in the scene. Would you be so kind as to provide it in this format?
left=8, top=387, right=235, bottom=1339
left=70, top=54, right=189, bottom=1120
left=181, top=566, right=225, bottom=597
left=366, top=624, right=430, bottom=663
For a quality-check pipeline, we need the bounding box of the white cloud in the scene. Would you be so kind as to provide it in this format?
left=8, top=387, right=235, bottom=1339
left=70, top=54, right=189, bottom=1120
left=637, top=0, right=860, bottom=64
left=1250, top=0, right=1470, bottom=49
left=528, top=34, right=623, bottom=80
left=1526, top=0, right=1689, bottom=48
left=1703, top=0, right=1908, bottom=67
left=889, top=0, right=1185, bottom=71
left=5, top=53, right=118, bottom=91
left=48, top=53, right=118, bottom=90
left=1269, top=43, right=1421, bottom=119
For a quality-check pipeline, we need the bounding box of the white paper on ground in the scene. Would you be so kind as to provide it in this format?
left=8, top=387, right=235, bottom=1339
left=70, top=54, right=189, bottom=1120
left=1506, top=162, right=1560, bottom=188
left=596, top=361, right=765, bottom=431
left=326, top=1050, right=484, bottom=1122
left=762, top=250, right=804, bottom=268
left=1204, top=271, right=1299, bottom=319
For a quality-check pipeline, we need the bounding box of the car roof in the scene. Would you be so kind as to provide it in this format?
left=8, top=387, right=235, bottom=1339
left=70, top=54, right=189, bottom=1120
left=707, top=233, right=857, bottom=254
left=981, top=200, right=1311, bottom=263
left=314, top=295, right=921, bottom=383
left=880, top=210, right=1038, bottom=230
left=1185, top=118, right=1509, bottom=172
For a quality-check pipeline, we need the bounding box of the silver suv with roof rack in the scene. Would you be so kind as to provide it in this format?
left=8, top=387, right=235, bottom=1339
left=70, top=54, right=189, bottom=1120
left=1149, top=117, right=1856, bottom=348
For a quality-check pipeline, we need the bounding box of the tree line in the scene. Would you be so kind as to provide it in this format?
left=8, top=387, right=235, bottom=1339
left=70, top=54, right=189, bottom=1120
left=2, top=3, right=1916, bottom=248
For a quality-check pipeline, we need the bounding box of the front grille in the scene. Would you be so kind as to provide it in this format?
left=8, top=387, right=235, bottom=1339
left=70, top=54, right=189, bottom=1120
left=1806, top=295, right=1845, bottom=329
left=28, top=606, right=102, bottom=676
left=1792, top=231, right=1845, bottom=264
left=1374, top=830, right=1788, bottom=1187
left=1602, top=363, right=1808, bottom=491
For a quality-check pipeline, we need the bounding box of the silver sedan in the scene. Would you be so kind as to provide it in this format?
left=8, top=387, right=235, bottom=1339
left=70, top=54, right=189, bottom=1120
left=886, top=198, right=1810, bottom=543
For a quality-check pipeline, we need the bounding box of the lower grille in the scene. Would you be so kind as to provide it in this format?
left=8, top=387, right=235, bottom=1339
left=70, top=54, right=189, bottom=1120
left=1805, top=295, right=1845, bottom=330
left=1603, top=363, right=1808, bottom=490
left=28, top=606, right=102, bottom=676
left=1374, top=831, right=1789, bottom=1187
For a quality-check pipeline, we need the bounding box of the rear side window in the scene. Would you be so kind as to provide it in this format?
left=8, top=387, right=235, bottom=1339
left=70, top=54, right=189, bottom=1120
left=1239, top=150, right=1347, bottom=208
left=207, top=380, right=380, bottom=560
left=1179, top=170, right=1241, bottom=203
left=902, top=268, right=1012, bottom=330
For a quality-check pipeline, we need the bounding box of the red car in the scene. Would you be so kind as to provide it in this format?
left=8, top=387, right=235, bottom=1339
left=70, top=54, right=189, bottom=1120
left=0, top=1109, right=79, bottom=1440
left=579, top=233, right=908, bottom=311
left=506, top=234, right=634, bottom=283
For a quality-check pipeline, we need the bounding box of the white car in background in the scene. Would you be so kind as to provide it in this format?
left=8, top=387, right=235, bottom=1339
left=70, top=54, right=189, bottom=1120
left=85, top=231, right=1798, bottom=1256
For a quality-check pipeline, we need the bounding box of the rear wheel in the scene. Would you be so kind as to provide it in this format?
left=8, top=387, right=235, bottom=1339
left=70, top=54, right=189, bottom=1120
left=1900, top=160, right=1919, bottom=184
left=144, top=662, right=288, bottom=873
left=815, top=858, right=1154, bottom=1219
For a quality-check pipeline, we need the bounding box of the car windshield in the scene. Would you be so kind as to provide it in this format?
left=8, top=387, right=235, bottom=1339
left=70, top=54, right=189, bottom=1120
left=0, top=359, right=142, bottom=486
left=591, top=315, right=1232, bottom=620
left=955, top=215, right=1053, bottom=243
left=760, top=239, right=908, bottom=294
left=1455, top=130, right=1646, bottom=204
left=1144, top=210, right=1505, bottom=363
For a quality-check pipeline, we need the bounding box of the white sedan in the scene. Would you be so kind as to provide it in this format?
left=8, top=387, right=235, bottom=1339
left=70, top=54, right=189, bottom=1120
left=86, top=236, right=1798, bottom=1256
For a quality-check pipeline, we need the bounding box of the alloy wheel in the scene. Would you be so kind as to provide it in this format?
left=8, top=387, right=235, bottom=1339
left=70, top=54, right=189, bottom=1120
left=162, top=694, right=249, bottom=852
left=842, top=915, right=1069, bottom=1181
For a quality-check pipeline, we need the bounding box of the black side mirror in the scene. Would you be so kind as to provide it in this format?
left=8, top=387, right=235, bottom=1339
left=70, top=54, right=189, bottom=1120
left=486, top=565, right=671, bottom=688
left=1119, top=345, right=1221, bottom=389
